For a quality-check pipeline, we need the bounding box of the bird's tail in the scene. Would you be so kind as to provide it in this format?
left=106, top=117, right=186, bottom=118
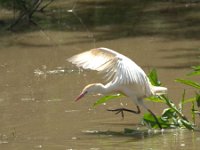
left=151, top=86, right=168, bottom=96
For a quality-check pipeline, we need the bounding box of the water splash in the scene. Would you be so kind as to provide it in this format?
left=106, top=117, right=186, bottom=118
left=47, top=99, right=62, bottom=102
left=34, top=65, right=83, bottom=78
left=21, top=97, right=35, bottom=102
left=0, top=134, right=8, bottom=144
left=82, top=130, right=99, bottom=134
left=65, top=110, right=80, bottom=113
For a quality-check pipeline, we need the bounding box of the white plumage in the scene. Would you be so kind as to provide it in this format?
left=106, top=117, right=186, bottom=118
left=68, top=47, right=167, bottom=129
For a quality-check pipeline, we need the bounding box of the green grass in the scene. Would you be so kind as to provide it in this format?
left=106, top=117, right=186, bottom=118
left=93, top=67, right=200, bottom=130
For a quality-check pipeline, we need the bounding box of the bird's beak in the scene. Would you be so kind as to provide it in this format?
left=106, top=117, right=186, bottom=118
left=75, top=91, right=87, bottom=101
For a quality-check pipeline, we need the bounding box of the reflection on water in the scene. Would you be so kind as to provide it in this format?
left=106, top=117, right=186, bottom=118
left=0, top=0, right=200, bottom=150
left=66, top=129, right=200, bottom=150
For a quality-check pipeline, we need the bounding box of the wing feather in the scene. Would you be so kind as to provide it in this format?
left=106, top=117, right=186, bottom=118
left=67, top=47, right=151, bottom=94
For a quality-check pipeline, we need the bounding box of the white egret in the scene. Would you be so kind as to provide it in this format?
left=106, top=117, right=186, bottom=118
left=68, top=47, right=167, bottom=129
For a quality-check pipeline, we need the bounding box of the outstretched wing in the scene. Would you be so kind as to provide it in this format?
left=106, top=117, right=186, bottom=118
left=67, top=47, right=117, bottom=71
left=67, top=47, right=150, bottom=92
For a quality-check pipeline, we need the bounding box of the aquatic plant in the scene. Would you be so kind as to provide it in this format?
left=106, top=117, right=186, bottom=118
left=176, top=65, right=200, bottom=125
left=93, top=68, right=200, bottom=130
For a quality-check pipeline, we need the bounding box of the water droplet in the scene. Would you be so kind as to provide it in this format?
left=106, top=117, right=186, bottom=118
left=65, top=110, right=79, bottom=113
left=161, top=129, right=165, bottom=133
left=180, top=143, right=185, bottom=147
left=72, top=137, right=77, bottom=140
left=88, top=108, right=93, bottom=111
left=67, top=9, right=73, bottom=13
left=34, top=145, right=43, bottom=148
left=82, top=130, right=98, bottom=133
left=0, top=140, right=8, bottom=144
left=21, top=98, right=35, bottom=102
left=90, top=148, right=100, bottom=150
left=47, top=99, right=62, bottom=102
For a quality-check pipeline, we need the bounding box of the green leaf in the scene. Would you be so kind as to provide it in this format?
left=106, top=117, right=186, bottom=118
left=93, top=93, right=124, bottom=107
left=162, top=108, right=176, bottom=119
left=145, top=96, right=165, bottom=103
left=148, top=69, right=161, bottom=86
left=188, top=66, right=200, bottom=76
left=142, top=113, right=158, bottom=128
left=188, top=71, right=200, bottom=76
left=161, top=108, right=178, bottom=126
left=179, top=89, right=186, bottom=111
left=142, top=113, right=171, bottom=128
left=191, top=101, right=196, bottom=124
left=159, top=96, right=188, bottom=121
left=196, top=93, right=200, bottom=107
left=192, top=66, right=200, bottom=70
left=180, top=119, right=194, bottom=130
left=175, top=79, right=200, bottom=89
left=181, top=97, right=196, bottom=104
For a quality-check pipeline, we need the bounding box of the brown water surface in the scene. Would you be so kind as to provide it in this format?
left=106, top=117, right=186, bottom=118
left=0, top=0, right=200, bottom=149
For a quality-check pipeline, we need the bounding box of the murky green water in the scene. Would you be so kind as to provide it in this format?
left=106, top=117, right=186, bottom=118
left=0, top=0, right=200, bottom=149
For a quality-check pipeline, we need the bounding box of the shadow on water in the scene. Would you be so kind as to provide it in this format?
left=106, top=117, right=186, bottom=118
left=1, top=0, right=200, bottom=40
left=82, top=127, right=200, bottom=148
left=82, top=121, right=164, bottom=140
left=83, top=127, right=164, bottom=140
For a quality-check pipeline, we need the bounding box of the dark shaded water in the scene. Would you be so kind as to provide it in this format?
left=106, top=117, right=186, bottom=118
left=0, top=0, right=200, bottom=149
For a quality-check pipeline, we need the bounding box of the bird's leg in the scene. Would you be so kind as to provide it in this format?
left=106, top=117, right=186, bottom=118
left=137, top=99, right=162, bottom=129
left=147, top=108, right=162, bottom=129
left=107, top=105, right=141, bottom=119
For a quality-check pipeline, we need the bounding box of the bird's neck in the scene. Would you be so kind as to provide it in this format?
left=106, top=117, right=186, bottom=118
left=94, top=83, right=109, bottom=94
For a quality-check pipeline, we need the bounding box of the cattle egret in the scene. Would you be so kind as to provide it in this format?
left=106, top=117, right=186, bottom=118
left=68, top=47, right=167, bottom=129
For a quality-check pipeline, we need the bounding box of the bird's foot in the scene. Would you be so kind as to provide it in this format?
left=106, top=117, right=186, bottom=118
left=107, top=108, right=125, bottom=119
left=107, top=107, right=141, bottom=119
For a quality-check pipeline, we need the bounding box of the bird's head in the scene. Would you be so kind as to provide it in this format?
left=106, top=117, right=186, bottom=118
left=75, top=83, right=104, bottom=101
